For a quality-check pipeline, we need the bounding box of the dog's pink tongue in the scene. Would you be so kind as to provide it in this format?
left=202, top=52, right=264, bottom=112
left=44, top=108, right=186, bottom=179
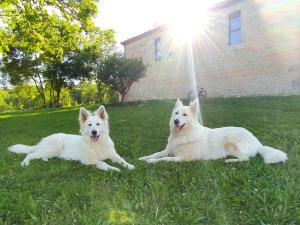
left=176, top=127, right=181, bottom=132
left=92, top=136, right=98, bottom=142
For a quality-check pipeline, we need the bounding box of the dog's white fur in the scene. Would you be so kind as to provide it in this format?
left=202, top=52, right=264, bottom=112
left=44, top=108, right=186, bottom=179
left=139, top=99, right=288, bottom=164
left=8, top=106, right=135, bottom=172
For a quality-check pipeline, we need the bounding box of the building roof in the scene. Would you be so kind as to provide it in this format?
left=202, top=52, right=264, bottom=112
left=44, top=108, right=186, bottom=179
left=121, top=25, right=168, bottom=46
left=210, top=0, right=245, bottom=11
left=121, top=0, right=245, bottom=46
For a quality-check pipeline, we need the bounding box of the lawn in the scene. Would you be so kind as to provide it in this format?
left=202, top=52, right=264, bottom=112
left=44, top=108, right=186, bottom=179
left=0, top=96, right=299, bottom=225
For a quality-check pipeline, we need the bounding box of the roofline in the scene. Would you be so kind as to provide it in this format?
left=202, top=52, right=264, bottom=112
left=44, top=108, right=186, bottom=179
left=210, top=0, right=245, bottom=11
left=121, top=24, right=168, bottom=46
left=121, top=0, right=245, bottom=46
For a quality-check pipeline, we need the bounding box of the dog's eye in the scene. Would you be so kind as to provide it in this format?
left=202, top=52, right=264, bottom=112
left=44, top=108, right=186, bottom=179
left=88, top=124, right=92, bottom=126
left=183, top=113, right=187, bottom=116
left=96, top=123, right=100, bottom=126
left=175, top=112, right=179, bottom=115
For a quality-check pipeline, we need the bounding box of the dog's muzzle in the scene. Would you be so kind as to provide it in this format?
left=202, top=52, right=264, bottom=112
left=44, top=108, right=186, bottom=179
left=175, top=123, right=185, bottom=132
left=90, top=134, right=100, bottom=142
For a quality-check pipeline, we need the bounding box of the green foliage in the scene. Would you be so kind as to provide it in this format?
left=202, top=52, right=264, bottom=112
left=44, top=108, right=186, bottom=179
left=0, top=89, right=13, bottom=111
left=0, top=81, right=120, bottom=112
left=8, top=84, right=40, bottom=110
left=96, top=52, right=147, bottom=102
left=80, top=80, right=98, bottom=104
left=0, top=29, right=10, bottom=53
left=82, top=27, right=116, bottom=60
left=59, top=88, right=72, bottom=107
left=0, top=96, right=299, bottom=224
left=0, top=48, right=41, bottom=86
left=0, top=47, right=48, bottom=105
left=0, top=84, right=73, bottom=112
left=73, top=80, right=119, bottom=105
left=96, top=80, right=119, bottom=104
left=0, top=0, right=116, bottom=108
left=43, top=50, right=94, bottom=106
left=0, top=0, right=100, bottom=60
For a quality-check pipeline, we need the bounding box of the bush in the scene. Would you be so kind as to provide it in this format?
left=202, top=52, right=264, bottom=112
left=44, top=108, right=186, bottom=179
left=80, top=80, right=98, bottom=104
left=0, top=90, right=14, bottom=112
left=0, top=81, right=120, bottom=112
left=60, top=88, right=72, bottom=107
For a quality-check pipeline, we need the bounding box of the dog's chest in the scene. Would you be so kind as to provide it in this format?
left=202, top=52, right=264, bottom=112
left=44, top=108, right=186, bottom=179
left=171, top=140, right=201, bottom=161
left=93, top=142, right=114, bottom=160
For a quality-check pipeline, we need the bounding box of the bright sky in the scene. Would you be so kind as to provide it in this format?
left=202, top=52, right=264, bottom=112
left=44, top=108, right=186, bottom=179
left=95, top=0, right=221, bottom=44
left=0, top=0, right=221, bottom=45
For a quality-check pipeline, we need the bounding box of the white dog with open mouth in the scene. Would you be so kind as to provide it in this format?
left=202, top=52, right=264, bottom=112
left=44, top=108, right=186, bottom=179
left=8, top=106, right=135, bottom=172
left=139, top=99, right=288, bottom=164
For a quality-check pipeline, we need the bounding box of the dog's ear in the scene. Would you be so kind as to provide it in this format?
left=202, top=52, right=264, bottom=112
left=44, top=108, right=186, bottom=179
left=190, top=99, right=199, bottom=117
left=175, top=98, right=183, bottom=108
left=97, top=105, right=108, bottom=120
left=79, top=107, right=90, bottom=125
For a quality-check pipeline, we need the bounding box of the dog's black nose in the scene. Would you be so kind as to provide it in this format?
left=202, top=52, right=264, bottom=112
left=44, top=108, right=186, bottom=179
left=91, top=130, right=97, bottom=135
left=174, top=119, right=179, bottom=125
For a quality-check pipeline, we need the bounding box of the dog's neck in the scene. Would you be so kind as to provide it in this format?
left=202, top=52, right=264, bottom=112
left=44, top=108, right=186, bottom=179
left=169, top=123, right=205, bottom=148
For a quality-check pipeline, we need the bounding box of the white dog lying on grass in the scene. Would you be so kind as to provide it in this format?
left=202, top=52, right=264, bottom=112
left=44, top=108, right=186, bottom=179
left=9, top=106, right=135, bottom=172
left=139, top=99, right=288, bottom=164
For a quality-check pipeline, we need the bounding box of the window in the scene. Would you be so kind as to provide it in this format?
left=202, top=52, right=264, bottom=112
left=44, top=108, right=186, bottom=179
left=155, top=37, right=161, bottom=61
left=229, top=11, right=241, bottom=45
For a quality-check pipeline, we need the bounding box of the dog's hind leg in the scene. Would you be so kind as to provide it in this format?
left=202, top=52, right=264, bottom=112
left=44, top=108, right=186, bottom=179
left=110, top=153, right=135, bottom=170
left=146, top=156, right=181, bottom=164
left=225, top=158, right=245, bottom=163
left=139, top=149, right=169, bottom=161
left=21, top=151, right=48, bottom=166
left=224, top=139, right=250, bottom=163
left=20, top=137, right=63, bottom=166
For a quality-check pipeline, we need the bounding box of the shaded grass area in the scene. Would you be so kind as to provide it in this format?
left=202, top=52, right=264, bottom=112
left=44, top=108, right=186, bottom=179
left=0, top=96, right=299, bottom=225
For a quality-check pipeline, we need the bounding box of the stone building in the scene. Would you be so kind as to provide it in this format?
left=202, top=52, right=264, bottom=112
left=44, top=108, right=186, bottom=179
left=121, top=0, right=300, bottom=101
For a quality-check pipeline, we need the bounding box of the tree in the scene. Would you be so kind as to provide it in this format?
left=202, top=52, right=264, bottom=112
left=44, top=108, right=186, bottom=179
left=96, top=53, right=146, bottom=102
left=0, top=0, right=100, bottom=60
left=80, top=80, right=98, bottom=104
left=43, top=50, right=93, bottom=106
left=80, top=28, right=116, bottom=103
left=0, top=47, right=48, bottom=105
left=0, top=0, right=115, bottom=107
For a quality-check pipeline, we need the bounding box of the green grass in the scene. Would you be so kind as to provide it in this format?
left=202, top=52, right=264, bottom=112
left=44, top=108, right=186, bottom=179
left=0, top=96, right=299, bottom=225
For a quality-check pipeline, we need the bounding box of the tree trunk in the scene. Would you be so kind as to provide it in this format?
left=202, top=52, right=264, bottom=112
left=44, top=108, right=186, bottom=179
left=120, top=93, right=125, bottom=103
left=96, top=80, right=103, bottom=104
left=49, top=82, right=53, bottom=107
left=56, top=87, right=61, bottom=107
left=31, top=75, right=46, bottom=107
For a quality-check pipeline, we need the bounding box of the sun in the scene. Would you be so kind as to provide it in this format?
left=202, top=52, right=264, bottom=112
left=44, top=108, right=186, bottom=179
left=166, top=1, right=212, bottom=45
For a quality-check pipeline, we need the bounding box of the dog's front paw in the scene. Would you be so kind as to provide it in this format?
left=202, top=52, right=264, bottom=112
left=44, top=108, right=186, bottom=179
left=21, top=160, right=29, bottom=167
left=126, top=164, right=135, bottom=170
left=146, top=159, right=158, bottom=164
left=139, top=156, right=149, bottom=161
left=109, top=166, right=121, bottom=172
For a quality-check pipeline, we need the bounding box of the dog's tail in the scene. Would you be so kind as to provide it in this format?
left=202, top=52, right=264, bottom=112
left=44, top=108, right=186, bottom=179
left=257, top=146, right=288, bottom=164
left=8, top=144, right=36, bottom=154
